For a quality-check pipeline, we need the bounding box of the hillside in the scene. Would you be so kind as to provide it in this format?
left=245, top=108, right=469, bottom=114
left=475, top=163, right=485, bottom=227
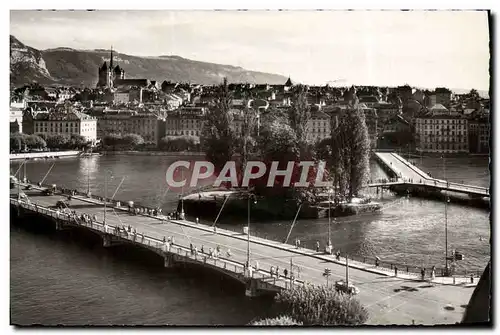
left=10, top=35, right=288, bottom=87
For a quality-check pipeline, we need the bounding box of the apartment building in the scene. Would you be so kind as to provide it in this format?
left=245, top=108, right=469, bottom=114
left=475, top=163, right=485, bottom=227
left=415, top=104, right=468, bottom=153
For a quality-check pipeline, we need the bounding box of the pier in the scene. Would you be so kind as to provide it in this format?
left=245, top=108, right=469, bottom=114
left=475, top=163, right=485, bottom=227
left=10, top=181, right=480, bottom=325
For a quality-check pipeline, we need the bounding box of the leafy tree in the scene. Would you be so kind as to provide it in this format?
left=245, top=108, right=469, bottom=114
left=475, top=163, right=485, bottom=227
left=122, top=133, right=144, bottom=149
left=273, top=284, right=368, bottom=325
left=202, top=77, right=237, bottom=174
left=102, top=133, right=123, bottom=150
left=288, top=85, right=311, bottom=153
left=250, top=315, right=303, bottom=326
left=44, top=134, right=70, bottom=149
left=327, top=107, right=371, bottom=200
left=24, top=134, right=46, bottom=149
left=69, top=134, right=88, bottom=148
left=158, top=136, right=199, bottom=152
left=10, top=133, right=25, bottom=151
left=238, top=94, right=258, bottom=174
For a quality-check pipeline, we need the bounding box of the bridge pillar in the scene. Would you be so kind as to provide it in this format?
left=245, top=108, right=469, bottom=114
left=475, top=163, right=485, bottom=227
left=102, top=234, right=122, bottom=247
left=245, top=278, right=262, bottom=298
left=163, top=254, right=175, bottom=268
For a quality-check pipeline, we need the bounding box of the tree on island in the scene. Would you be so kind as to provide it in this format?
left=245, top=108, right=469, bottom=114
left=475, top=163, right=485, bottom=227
left=202, top=77, right=237, bottom=174
left=319, top=105, right=371, bottom=200
left=288, top=84, right=312, bottom=158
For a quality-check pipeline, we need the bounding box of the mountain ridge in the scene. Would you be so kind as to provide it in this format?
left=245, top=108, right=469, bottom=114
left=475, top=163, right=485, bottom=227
left=10, top=35, right=289, bottom=87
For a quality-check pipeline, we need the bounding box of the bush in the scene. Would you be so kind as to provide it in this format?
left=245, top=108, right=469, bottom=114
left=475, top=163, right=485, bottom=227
left=250, top=315, right=303, bottom=326
left=158, top=135, right=200, bottom=152
left=273, top=284, right=368, bottom=325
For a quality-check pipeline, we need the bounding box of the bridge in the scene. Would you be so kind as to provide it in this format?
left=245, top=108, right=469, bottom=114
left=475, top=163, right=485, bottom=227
left=370, top=152, right=489, bottom=199
left=10, top=181, right=479, bottom=325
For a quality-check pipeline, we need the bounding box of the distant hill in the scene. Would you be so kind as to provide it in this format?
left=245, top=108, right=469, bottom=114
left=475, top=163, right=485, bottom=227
left=10, top=35, right=288, bottom=87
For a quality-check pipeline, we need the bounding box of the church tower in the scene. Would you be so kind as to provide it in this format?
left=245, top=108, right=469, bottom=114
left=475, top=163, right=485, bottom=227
left=107, top=46, right=114, bottom=89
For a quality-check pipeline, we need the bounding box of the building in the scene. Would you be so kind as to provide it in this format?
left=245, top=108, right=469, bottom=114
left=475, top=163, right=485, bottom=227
left=358, top=95, right=380, bottom=108
left=97, top=48, right=149, bottom=89
left=467, top=111, right=490, bottom=154
left=306, top=110, right=331, bottom=144
left=113, top=89, right=131, bottom=104
left=415, top=104, right=468, bottom=153
left=164, top=107, right=207, bottom=139
left=27, top=106, right=98, bottom=143
left=97, top=110, right=163, bottom=144
left=435, top=87, right=453, bottom=108
left=10, top=103, right=24, bottom=133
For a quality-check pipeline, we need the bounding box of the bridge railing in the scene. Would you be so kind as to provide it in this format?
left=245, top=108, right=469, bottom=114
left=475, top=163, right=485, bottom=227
left=345, top=252, right=482, bottom=279
left=11, top=198, right=304, bottom=291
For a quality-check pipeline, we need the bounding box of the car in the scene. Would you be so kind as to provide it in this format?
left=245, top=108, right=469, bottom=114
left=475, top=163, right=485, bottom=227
left=334, top=280, right=360, bottom=295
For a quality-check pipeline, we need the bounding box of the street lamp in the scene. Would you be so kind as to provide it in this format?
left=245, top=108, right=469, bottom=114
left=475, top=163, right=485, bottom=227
left=246, top=190, right=257, bottom=268
left=328, top=187, right=334, bottom=247
left=103, top=170, right=113, bottom=225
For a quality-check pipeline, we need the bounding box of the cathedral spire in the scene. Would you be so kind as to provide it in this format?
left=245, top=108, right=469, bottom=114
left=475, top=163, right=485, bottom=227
left=110, top=46, right=114, bottom=70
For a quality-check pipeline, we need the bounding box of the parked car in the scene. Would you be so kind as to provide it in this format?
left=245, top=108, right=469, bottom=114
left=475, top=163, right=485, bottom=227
left=334, top=280, right=360, bottom=295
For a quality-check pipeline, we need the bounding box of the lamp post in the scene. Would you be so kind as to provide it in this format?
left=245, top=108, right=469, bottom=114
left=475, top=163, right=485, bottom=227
left=247, top=190, right=256, bottom=267
left=103, top=170, right=113, bottom=225
left=328, top=188, right=334, bottom=247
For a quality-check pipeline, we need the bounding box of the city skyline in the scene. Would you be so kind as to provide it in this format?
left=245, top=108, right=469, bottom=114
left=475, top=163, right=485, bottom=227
left=11, top=10, right=490, bottom=91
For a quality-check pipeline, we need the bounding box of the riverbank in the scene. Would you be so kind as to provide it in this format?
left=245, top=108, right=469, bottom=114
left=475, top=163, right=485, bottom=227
left=179, top=190, right=382, bottom=221
left=10, top=150, right=81, bottom=161
left=100, top=150, right=205, bottom=157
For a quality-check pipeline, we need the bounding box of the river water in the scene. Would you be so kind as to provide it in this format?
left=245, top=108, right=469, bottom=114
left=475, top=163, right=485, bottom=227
left=10, top=154, right=491, bottom=325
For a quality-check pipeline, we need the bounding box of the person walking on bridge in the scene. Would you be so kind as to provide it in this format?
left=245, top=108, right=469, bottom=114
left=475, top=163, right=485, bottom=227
left=316, top=241, right=320, bottom=253
left=421, top=268, right=426, bottom=281
left=226, top=249, right=231, bottom=258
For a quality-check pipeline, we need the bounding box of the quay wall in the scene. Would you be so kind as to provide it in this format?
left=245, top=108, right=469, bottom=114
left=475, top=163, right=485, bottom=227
left=10, top=151, right=81, bottom=161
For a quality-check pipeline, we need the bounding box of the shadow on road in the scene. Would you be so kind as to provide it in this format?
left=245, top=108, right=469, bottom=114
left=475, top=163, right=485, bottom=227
left=394, top=285, right=419, bottom=293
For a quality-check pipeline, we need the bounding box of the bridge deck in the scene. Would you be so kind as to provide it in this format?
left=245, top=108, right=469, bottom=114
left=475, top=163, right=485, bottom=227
left=372, top=152, right=489, bottom=197
left=11, top=185, right=477, bottom=325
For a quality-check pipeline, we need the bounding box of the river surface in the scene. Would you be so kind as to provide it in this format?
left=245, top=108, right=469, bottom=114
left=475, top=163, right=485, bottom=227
left=10, top=154, right=491, bottom=325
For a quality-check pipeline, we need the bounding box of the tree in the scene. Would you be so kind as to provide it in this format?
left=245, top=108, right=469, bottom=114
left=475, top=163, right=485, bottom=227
left=288, top=85, right=311, bottom=153
left=10, top=133, right=25, bottom=152
left=238, top=94, right=258, bottom=175
left=69, top=134, right=88, bottom=149
left=202, top=77, right=237, bottom=174
left=273, top=285, right=368, bottom=325
left=24, top=134, right=46, bottom=149
left=102, top=133, right=123, bottom=150
left=330, top=107, right=371, bottom=200
left=45, top=134, right=70, bottom=149
left=122, top=133, right=144, bottom=149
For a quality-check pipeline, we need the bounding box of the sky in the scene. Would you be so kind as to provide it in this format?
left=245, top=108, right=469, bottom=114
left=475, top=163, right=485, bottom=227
left=10, top=10, right=490, bottom=91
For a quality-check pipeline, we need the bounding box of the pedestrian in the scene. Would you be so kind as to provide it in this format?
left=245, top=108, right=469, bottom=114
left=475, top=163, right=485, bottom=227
left=316, top=241, right=320, bottom=252
left=270, top=266, right=275, bottom=276
left=201, top=245, right=205, bottom=254
left=284, top=268, right=288, bottom=278
left=297, top=239, right=301, bottom=248
left=276, top=266, right=280, bottom=277
left=194, top=246, right=198, bottom=256
left=375, top=256, right=380, bottom=267
left=431, top=266, right=436, bottom=281
left=421, top=268, right=425, bottom=281
left=226, top=249, right=231, bottom=258
left=395, top=266, right=398, bottom=277
left=336, top=250, right=341, bottom=261
left=163, top=236, right=166, bottom=243
left=196, top=217, right=199, bottom=224
left=190, top=243, right=193, bottom=254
